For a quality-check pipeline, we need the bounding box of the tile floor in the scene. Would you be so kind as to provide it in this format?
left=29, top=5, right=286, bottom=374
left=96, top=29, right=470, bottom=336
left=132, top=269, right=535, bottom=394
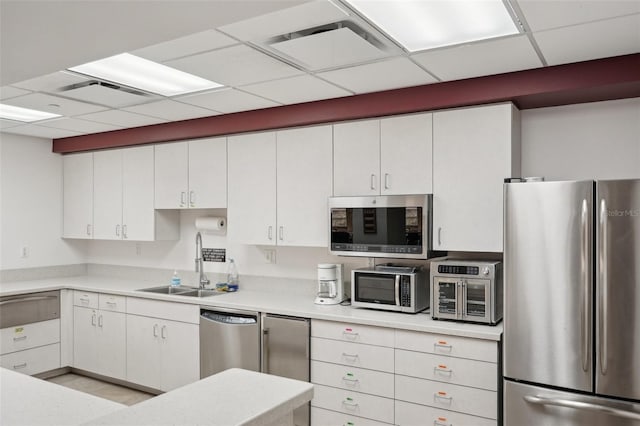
left=47, top=373, right=154, bottom=406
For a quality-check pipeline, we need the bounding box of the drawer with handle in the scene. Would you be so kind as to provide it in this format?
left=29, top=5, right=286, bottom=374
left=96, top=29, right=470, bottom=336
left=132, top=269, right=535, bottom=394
left=395, top=349, right=497, bottom=391
left=312, top=360, right=394, bottom=398
left=312, top=407, right=392, bottom=426
left=312, top=320, right=394, bottom=347
left=395, top=400, right=496, bottom=426
left=395, top=375, right=497, bottom=419
left=74, top=291, right=99, bottom=308
left=311, top=337, right=394, bottom=373
left=312, top=384, right=395, bottom=424
left=99, top=294, right=126, bottom=313
left=0, top=343, right=61, bottom=376
left=0, top=319, right=60, bottom=355
left=395, top=329, right=496, bottom=363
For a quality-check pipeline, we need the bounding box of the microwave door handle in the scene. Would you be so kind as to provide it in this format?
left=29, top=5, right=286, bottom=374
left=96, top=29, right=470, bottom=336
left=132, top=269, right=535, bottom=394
left=458, top=280, right=464, bottom=319
left=395, top=275, right=400, bottom=307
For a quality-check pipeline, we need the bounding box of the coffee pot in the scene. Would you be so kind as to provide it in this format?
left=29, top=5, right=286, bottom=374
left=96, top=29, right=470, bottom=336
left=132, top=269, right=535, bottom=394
left=315, top=263, right=345, bottom=305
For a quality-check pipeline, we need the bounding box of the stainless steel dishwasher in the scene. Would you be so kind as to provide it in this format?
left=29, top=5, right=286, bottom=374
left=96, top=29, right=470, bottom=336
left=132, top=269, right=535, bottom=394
left=0, top=290, right=60, bottom=328
left=200, top=307, right=260, bottom=379
left=262, top=313, right=310, bottom=426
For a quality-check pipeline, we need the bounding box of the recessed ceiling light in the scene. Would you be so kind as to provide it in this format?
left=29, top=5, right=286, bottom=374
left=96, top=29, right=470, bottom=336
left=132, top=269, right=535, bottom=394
left=69, top=53, right=223, bottom=97
left=0, top=103, right=62, bottom=122
left=343, top=0, right=520, bottom=52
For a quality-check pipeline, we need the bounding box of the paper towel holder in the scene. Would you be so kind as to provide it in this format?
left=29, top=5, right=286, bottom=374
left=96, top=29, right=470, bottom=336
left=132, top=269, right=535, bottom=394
left=195, top=216, right=226, bottom=234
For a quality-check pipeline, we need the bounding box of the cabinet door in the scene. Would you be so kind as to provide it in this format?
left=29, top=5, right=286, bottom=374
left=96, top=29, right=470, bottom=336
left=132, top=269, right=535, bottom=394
left=160, top=320, right=199, bottom=391
left=126, top=314, right=161, bottom=390
left=380, top=113, right=433, bottom=195
left=97, top=310, right=126, bottom=381
left=228, top=132, right=277, bottom=245
left=154, top=142, right=188, bottom=209
left=188, top=138, right=227, bottom=208
left=63, top=153, right=93, bottom=239
left=433, top=104, right=519, bottom=252
left=93, top=150, right=123, bottom=240
left=122, top=146, right=155, bottom=241
left=333, top=120, right=380, bottom=196
left=277, top=126, right=333, bottom=247
left=73, top=306, right=98, bottom=373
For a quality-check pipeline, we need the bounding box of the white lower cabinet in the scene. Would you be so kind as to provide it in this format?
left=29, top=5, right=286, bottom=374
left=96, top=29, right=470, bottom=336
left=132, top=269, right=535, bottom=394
left=0, top=318, right=61, bottom=376
left=0, top=343, right=60, bottom=376
left=126, top=298, right=199, bottom=392
left=311, top=320, right=500, bottom=426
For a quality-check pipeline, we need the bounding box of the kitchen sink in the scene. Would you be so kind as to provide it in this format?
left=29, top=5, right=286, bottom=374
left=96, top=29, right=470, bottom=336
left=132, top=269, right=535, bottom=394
left=137, top=286, right=224, bottom=298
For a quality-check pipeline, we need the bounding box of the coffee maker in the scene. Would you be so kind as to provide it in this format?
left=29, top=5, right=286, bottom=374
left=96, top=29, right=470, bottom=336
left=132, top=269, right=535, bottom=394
left=315, top=263, right=345, bottom=305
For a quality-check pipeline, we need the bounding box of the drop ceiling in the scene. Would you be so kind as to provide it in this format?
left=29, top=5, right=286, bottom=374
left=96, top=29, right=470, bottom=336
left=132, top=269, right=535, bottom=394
left=1, top=0, right=638, bottom=140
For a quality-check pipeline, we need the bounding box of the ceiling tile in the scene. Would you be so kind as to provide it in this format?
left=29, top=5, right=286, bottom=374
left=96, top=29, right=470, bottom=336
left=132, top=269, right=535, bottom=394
left=412, top=35, right=543, bottom=81
left=0, top=119, right=22, bottom=129
left=2, top=93, right=108, bottom=116
left=38, top=117, right=122, bottom=134
left=176, top=88, right=279, bottom=114
left=3, top=124, right=82, bottom=139
left=219, top=1, right=350, bottom=41
left=11, top=71, right=89, bottom=92
left=533, top=14, right=640, bottom=66
left=60, top=83, right=156, bottom=108
left=165, top=44, right=304, bottom=87
left=517, top=0, right=640, bottom=32
left=122, top=99, right=218, bottom=121
left=317, top=57, right=438, bottom=94
left=132, top=29, right=238, bottom=62
left=77, top=109, right=168, bottom=127
left=1, top=86, right=31, bottom=100
left=241, top=75, right=352, bottom=104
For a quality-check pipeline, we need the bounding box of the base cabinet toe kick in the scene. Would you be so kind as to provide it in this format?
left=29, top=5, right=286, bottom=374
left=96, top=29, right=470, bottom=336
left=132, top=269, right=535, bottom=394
left=310, top=319, right=500, bottom=426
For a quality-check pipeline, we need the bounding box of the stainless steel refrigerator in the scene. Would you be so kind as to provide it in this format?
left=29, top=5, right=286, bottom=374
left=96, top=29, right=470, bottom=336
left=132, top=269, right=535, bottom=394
left=503, top=179, right=640, bottom=425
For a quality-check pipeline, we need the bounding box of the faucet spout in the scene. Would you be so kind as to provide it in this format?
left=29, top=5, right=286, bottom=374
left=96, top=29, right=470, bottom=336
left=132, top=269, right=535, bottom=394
left=195, top=232, right=210, bottom=289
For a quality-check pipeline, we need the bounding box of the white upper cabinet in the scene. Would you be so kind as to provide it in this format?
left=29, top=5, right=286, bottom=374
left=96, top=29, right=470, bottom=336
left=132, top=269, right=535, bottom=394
left=93, top=146, right=178, bottom=241
left=63, top=153, right=93, bottom=239
left=154, top=138, right=227, bottom=209
left=228, top=125, right=333, bottom=247
left=433, top=103, right=521, bottom=252
left=333, top=113, right=433, bottom=196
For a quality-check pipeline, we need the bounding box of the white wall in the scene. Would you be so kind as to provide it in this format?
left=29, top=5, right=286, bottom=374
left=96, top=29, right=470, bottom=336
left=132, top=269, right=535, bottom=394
left=521, top=97, right=640, bottom=180
left=0, top=133, right=87, bottom=270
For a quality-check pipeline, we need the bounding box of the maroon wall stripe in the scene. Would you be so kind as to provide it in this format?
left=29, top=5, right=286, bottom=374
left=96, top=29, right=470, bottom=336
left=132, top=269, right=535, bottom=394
left=53, top=53, right=640, bottom=154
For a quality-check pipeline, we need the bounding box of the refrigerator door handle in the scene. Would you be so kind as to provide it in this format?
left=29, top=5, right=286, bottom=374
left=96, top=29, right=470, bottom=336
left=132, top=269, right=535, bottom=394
left=599, top=198, right=608, bottom=375
left=524, top=395, right=640, bottom=421
left=580, top=199, right=590, bottom=372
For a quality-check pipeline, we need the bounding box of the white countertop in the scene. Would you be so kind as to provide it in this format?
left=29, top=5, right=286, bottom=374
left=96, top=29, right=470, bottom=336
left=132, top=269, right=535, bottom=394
left=0, top=368, right=124, bottom=426
left=85, top=368, right=313, bottom=426
left=0, top=275, right=502, bottom=341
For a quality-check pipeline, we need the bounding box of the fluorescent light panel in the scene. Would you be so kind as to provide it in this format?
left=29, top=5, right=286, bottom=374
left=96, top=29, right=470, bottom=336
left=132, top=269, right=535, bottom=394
left=69, top=53, right=223, bottom=96
left=0, top=104, right=62, bottom=122
left=344, top=0, right=520, bottom=52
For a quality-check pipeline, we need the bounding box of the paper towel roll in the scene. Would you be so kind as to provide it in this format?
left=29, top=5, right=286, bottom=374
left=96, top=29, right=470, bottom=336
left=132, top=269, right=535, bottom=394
left=195, top=216, right=226, bottom=233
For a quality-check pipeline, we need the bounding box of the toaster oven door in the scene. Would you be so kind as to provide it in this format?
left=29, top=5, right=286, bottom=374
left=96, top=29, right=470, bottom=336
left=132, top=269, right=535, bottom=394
left=433, top=278, right=460, bottom=320
left=462, top=279, right=490, bottom=323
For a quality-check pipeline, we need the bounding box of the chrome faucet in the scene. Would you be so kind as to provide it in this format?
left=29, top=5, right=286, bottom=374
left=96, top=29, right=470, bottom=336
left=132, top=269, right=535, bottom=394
left=195, top=232, right=210, bottom=289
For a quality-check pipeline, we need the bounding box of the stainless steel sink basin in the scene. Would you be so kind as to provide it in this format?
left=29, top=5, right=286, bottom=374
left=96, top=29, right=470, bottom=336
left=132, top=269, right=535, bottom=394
left=136, top=286, right=223, bottom=298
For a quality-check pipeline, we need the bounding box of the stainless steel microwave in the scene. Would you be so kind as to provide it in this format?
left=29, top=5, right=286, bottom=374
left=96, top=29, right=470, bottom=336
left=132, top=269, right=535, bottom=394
left=431, top=259, right=503, bottom=325
left=329, top=195, right=433, bottom=259
left=351, top=264, right=429, bottom=313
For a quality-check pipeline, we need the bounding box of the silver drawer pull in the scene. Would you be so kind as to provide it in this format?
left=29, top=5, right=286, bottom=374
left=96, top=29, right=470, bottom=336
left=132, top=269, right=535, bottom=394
left=434, top=391, right=453, bottom=404
left=13, top=335, right=27, bottom=342
left=342, top=397, right=359, bottom=408
left=342, top=352, right=359, bottom=360
left=342, top=330, right=359, bottom=339
left=342, top=374, right=359, bottom=384
left=434, top=418, right=452, bottom=426
left=106, top=301, right=117, bottom=306
left=434, top=341, right=453, bottom=351
left=79, top=297, right=90, bottom=304
left=13, top=362, right=27, bottom=370
left=434, top=365, right=453, bottom=375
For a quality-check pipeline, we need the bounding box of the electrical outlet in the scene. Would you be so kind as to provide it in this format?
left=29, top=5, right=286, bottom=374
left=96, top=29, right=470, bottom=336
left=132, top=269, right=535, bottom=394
left=264, top=249, right=276, bottom=264
left=20, top=246, right=29, bottom=258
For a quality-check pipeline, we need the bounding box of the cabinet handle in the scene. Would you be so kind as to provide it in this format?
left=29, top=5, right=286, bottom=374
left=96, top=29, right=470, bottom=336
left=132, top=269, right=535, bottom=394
left=434, top=341, right=453, bottom=352
left=434, top=391, right=453, bottom=405
left=262, top=328, right=269, bottom=373
left=86, top=224, right=91, bottom=236
left=384, top=173, right=390, bottom=189
left=13, top=335, right=27, bottom=342
left=79, top=297, right=90, bottom=304
left=153, top=324, right=159, bottom=337
left=122, top=225, right=128, bottom=239
left=91, top=312, right=97, bottom=326
left=342, top=352, right=359, bottom=361
left=342, top=397, right=359, bottom=408
left=370, top=174, right=376, bottom=190
left=116, top=224, right=120, bottom=237
left=13, top=362, right=27, bottom=370
left=180, top=191, right=186, bottom=207
left=189, top=191, right=195, bottom=207
left=438, top=227, right=442, bottom=246
left=433, top=365, right=453, bottom=376
left=342, top=329, right=359, bottom=340
left=268, top=226, right=273, bottom=240
left=342, top=374, right=359, bottom=384
left=434, top=418, right=452, bottom=426
left=161, top=325, right=167, bottom=339
left=98, top=315, right=103, bottom=328
left=279, top=226, right=284, bottom=241
left=106, top=301, right=117, bottom=306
